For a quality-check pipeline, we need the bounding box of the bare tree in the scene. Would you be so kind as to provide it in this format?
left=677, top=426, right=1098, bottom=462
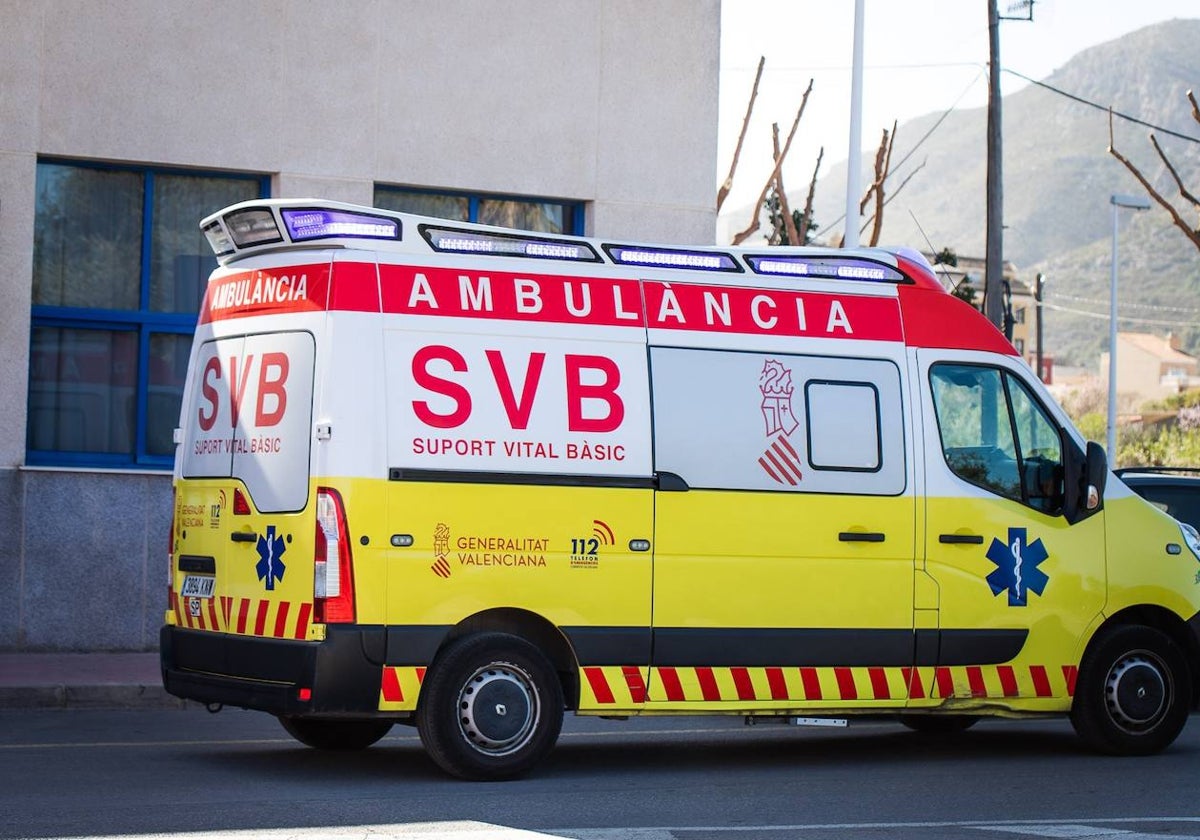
left=769, top=124, right=801, bottom=245
left=732, top=78, right=815, bottom=245
left=1107, top=94, right=1200, bottom=250
left=716, top=56, right=765, bottom=213
left=857, top=121, right=897, bottom=247
left=798, top=146, right=824, bottom=246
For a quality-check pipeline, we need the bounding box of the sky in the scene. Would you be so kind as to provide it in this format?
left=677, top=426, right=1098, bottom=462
left=717, top=0, right=1200, bottom=222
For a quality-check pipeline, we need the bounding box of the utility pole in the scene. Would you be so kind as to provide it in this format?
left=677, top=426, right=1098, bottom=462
left=1035, top=272, right=1045, bottom=381
left=984, top=0, right=1004, bottom=329
left=985, top=0, right=1035, bottom=330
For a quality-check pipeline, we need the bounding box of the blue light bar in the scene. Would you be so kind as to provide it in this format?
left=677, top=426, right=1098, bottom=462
left=223, top=207, right=284, bottom=248
left=604, top=244, right=741, bottom=273
left=420, top=225, right=600, bottom=262
left=281, top=208, right=400, bottom=242
left=746, top=254, right=903, bottom=283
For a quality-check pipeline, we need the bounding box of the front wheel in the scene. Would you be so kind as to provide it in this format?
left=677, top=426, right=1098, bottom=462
left=1070, top=625, right=1190, bottom=756
left=416, top=633, right=564, bottom=780
left=278, top=717, right=394, bottom=750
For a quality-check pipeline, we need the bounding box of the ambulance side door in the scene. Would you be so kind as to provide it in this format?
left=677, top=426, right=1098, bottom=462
left=917, top=350, right=1105, bottom=705
left=648, top=346, right=917, bottom=707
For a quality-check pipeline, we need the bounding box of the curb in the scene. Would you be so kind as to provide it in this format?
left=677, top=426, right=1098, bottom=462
left=0, top=684, right=188, bottom=711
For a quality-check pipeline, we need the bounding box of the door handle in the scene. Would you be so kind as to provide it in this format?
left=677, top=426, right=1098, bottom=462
left=939, top=533, right=984, bottom=544
left=839, top=531, right=885, bottom=542
left=230, top=532, right=257, bottom=543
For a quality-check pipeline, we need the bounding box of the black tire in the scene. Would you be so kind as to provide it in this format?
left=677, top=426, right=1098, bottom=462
left=1070, top=625, right=1191, bottom=756
left=278, top=717, right=393, bottom=750
left=900, top=714, right=979, bottom=734
left=416, top=633, right=564, bottom=780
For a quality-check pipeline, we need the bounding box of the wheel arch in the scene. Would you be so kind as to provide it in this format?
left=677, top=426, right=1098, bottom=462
left=433, top=608, right=580, bottom=710
left=1086, top=605, right=1200, bottom=708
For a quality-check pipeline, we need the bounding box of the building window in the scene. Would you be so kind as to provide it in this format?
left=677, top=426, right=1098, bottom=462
left=29, top=159, right=267, bottom=468
left=373, top=185, right=584, bottom=235
left=1015, top=338, right=1026, bottom=355
left=1015, top=307, right=1026, bottom=324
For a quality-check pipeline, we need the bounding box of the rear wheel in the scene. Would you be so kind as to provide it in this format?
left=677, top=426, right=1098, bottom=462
left=900, top=714, right=978, bottom=734
left=416, top=633, right=564, bottom=781
left=1070, top=625, right=1190, bottom=756
left=278, top=717, right=393, bottom=750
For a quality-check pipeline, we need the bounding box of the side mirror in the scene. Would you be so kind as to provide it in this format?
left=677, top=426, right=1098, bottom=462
left=1085, top=440, right=1107, bottom=512
left=1063, top=439, right=1106, bottom=524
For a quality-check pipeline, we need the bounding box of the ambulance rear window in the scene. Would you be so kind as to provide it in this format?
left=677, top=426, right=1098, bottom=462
left=181, top=331, right=315, bottom=513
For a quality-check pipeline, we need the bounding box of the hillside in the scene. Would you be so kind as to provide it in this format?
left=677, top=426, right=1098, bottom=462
left=804, top=19, right=1200, bottom=367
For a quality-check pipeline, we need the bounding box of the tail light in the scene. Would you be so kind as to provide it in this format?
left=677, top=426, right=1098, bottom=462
left=314, top=487, right=355, bottom=623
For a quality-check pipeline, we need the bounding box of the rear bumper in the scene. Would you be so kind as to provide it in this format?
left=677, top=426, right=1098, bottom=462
left=160, top=624, right=388, bottom=717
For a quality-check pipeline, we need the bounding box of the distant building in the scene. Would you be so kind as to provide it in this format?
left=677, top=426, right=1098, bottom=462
left=924, top=255, right=1047, bottom=381
left=1100, top=332, right=1200, bottom=408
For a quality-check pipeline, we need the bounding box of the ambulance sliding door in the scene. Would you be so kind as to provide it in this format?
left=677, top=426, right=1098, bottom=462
left=647, top=347, right=916, bottom=709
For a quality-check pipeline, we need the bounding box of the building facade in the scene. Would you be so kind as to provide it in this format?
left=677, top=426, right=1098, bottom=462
left=1, top=1, right=721, bottom=651
left=1101, top=332, right=1200, bottom=410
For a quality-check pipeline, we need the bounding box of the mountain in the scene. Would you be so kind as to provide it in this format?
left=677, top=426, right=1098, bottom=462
left=806, top=19, right=1200, bottom=368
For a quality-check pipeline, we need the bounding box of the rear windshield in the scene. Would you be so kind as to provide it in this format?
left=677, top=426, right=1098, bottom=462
left=181, top=331, right=315, bottom=512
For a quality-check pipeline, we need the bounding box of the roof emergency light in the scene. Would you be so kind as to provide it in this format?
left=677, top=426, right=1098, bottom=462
left=604, top=244, right=741, bottom=273
left=420, top=225, right=600, bottom=262
left=746, top=254, right=903, bottom=283
left=223, top=207, right=284, bottom=248
left=202, top=221, right=235, bottom=257
left=281, top=208, right=400, bottom=242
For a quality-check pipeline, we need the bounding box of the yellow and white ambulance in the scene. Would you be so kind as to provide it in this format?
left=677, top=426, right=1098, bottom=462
left=161, top=199, right=1200, bottom=780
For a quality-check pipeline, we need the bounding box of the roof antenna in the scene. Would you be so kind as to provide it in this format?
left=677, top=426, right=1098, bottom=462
left=908, top=209, right=961, bottom=295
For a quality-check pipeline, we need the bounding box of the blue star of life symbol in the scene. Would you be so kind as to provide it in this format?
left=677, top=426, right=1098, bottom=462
left=985, top=526, right=1048, bottom=606
left=255, top=525, right=286, bottom=591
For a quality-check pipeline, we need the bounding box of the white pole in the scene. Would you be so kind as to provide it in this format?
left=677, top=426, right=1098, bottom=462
left=1107, top=201, right=1119, bottom=461
left=843, top=0, right=865, bottom=248
left=1107, top=192, right=1151, bottom=463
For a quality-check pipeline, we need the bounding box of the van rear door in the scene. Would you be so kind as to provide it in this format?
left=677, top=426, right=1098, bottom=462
left=173, top=330, right=317, bottom=639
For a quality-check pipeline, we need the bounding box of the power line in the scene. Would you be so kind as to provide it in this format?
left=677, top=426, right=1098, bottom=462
left=1041, top=301, right=1199, bottom=328
left=1051, top=292, right=1200, bottom=315
left=1002, top=67, right=1200, bottom=145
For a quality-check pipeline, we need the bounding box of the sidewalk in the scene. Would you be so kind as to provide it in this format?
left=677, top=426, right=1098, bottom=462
left=0, top=651, right=186, bottom=710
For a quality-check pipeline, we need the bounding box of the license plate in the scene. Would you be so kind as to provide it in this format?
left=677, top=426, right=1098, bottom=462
left=180, top=575, right=215, bottom=598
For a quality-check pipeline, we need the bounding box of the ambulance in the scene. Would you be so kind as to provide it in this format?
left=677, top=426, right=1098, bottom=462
left=161, top=198, right=1200, bottom=780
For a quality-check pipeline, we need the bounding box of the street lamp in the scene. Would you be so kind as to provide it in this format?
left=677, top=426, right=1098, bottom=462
left=1107, top=192, right=1151, bottom=463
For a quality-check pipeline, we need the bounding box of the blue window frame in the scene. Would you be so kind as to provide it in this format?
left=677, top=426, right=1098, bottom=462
left=373, top=185, right=585, bottom=236
left=28, top=159, right=268, bottom=469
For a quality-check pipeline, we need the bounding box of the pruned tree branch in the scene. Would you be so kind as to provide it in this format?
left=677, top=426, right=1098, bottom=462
left=800, top=146, right=824, bottom=247
left=857, top=122, right=896, bottom=246
left=771, top=123, right=801, bottom=245
left=732, top=78, right=814, bottom=246
left=1108, top=106, right=1200, bottom=250
left=860, top=158, right=927, bottom=236
left=716, top=56, right=765, bottom=212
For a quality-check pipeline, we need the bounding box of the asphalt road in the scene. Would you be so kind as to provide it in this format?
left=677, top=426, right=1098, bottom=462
left=2, top=708, right=1198, bottom=840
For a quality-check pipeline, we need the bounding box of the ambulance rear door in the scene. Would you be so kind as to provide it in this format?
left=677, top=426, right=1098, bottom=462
left=172, top=255, right=325, bottom=641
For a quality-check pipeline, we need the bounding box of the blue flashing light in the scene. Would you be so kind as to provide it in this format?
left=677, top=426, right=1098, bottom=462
left=604, top=244, right=741, bottom=272
left=281, top=208, right=400, bottom=242
left=747, top=254, right=902, bottom=283
left=420, top=225, right=600, bottom=262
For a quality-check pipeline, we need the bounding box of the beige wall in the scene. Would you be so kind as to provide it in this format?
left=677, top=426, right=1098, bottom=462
left=0, top=0, right=720, bottom=470
left=0, top=0, right=720, bottom=650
